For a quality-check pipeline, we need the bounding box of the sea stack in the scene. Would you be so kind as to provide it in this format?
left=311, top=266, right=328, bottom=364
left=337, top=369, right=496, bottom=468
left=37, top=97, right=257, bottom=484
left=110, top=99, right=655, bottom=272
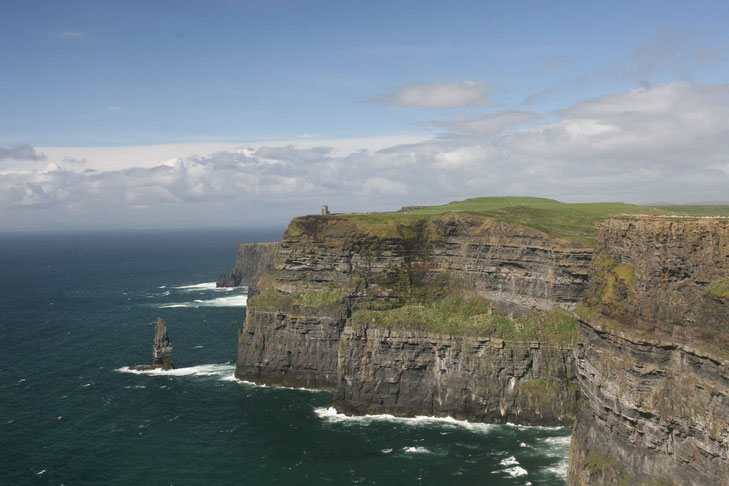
left=152, top=317, right=173, bottom=370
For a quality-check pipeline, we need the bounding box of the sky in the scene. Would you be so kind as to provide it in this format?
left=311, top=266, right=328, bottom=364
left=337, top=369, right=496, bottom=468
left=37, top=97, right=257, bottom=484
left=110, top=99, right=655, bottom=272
left=1, top=0, right=729, bottom=231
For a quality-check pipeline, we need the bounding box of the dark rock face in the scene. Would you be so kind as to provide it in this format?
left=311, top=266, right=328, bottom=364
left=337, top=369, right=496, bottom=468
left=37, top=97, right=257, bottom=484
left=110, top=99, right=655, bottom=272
left=333, top=326, right=577, bottom=425
left=152, top=317, right=173, bottom=370
left=217, top=242, right=279, bottom=289
left=236, top=213, right=590, bottom=423
left=235, top=302, right=349, bottom=390
left=568, top=219, right=729, bottom=485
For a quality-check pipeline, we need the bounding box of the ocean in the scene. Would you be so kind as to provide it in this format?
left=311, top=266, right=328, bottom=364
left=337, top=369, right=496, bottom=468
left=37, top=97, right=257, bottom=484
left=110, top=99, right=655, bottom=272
left=0, top=229, right=571, bottom=485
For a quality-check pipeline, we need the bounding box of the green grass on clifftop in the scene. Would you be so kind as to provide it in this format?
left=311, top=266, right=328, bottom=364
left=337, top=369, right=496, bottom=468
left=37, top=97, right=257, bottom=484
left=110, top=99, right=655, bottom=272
left=341, top=196, right=729, bottom=244
left=351, top=291, right=578, bottom=342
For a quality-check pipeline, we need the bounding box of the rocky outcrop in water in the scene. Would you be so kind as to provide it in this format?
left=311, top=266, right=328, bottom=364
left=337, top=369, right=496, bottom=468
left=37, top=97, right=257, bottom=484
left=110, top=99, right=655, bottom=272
left=568, top=219, right=729, bottom=485
left=152, top=317, right=173, bottom=370
left=217, top=242, right=279, bottom=289
left=134, top=317, right=173, bottom=371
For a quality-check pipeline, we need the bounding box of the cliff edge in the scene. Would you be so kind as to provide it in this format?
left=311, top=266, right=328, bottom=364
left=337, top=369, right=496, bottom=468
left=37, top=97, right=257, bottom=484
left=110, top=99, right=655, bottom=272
left=217, top=242, right=279, bottom=289
left=236, top=211, right=590, bottom=424
left=569, top=218, right=729, bottom=485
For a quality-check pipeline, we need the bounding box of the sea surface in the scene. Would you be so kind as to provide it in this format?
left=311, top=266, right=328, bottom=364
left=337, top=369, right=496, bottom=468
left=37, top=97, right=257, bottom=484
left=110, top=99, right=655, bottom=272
left=0, top=229, right=571, bottom=485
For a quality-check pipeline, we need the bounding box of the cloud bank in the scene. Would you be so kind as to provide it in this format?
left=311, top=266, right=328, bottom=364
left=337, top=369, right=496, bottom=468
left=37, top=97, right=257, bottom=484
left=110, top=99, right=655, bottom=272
left=375, top=81, right=491, bottom=108
left=2, top=82, right=728, bottom=230
left=0, top=144, right=46, bottom=161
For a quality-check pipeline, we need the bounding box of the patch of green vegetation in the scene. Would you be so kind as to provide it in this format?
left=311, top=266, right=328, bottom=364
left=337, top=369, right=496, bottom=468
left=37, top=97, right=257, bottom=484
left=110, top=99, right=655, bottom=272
left=290, top=288, right=347, bottom=307
left=248, top=287, right=290, bottom=311
left=350, top=291, right=578, bottom=341
left=519, top=379, right=563, bottom=402
left=249, top=287, right=347, bottom=310
left=602, top=263, right=636, bottom=303
left=341, top=196, right=729, bottom=245
left=584, top=451, right=614, bottom=474
left=709, top=279, right=729, bottom=298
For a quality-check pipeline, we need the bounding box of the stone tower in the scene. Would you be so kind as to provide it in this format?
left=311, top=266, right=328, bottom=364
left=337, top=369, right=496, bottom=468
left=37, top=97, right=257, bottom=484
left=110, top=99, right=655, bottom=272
left=321, top=205, right=330, bottom=215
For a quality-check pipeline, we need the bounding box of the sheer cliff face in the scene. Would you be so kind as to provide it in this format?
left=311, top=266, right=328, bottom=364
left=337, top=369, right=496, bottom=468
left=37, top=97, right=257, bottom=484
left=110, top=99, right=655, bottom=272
left=272, top=213, right=591, bottom=311
left=236, top=213, right=591, bottom=421
left=333, top=326, right=578, bottom=425
left=217, top=242, right=279, bottom=288
left=569, top=219, right=729, bottom=486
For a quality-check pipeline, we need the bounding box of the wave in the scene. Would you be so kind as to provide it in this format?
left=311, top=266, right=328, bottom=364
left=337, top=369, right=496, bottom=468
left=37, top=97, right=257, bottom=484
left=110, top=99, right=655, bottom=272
left=403, top=446, right=431, bottom=454
left=502, top=466, right=528, bottom=477
left=500, top=456, right=519, bottom=466
left=536, top=435, right=571, bottom=478
left=221, top=374, right=327, bottom=392
left=506, top=421, right=567, bottom=431
left=159, top=294, right=247, bottom=308
left=313, top=407, right=496, bottom=433
left=173, top=282, right=219, bottom=290
left=116, top=363, right=235, bottom=377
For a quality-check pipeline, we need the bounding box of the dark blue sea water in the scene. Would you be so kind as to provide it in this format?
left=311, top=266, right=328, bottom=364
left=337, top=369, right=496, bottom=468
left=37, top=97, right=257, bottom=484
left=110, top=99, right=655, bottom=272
left=0, top=229, right=571, bottom=485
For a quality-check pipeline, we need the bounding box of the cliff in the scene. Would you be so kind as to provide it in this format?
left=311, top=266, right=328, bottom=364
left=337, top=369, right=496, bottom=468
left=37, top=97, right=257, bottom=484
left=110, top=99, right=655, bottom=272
left=231, top=197, right=729, bottom=476
left=236, top=211, right=591, bottom=423
left=568, top=218, right=729, bottom=485
left=217, top=242, right=279, bottom=288
left=333, top=325, right=578, bottom=425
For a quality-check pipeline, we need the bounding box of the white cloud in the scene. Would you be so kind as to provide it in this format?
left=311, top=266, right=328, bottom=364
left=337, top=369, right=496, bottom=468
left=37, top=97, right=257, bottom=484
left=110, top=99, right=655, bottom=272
left=0, top=144, right=46, bottom=161
left=2, top=82, right=728, bottom=230
left=432, top=111, right=540, bottom=135
left=375, top=81, right=491, bottom=108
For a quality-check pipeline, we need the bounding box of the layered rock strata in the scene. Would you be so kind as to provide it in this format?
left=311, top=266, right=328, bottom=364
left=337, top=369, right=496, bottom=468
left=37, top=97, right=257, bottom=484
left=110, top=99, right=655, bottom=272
left=333, top=325, right=577, bottom=425
left=236, top=213, right=591, bottom=422
left=568, top=218, right=729, bottom=485
left=217, top=242, right=279, bottom=288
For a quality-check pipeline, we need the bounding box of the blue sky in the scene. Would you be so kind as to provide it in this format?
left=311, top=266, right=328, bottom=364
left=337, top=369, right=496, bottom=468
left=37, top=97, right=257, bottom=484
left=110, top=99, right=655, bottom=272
left=1, top=1, right=729, bottom=230
left=3, top=0, right=727, bottom=145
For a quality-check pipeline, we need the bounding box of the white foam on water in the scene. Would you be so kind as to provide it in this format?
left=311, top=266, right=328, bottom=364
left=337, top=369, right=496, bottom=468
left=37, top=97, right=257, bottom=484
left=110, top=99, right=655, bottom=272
left=541, top=435, right=571, bottom=446
left=173, top=282, right=219, bottom=290
left=116, top=363, right=235, bottom=377
left=313, top=407, right=496, bottom=433
left=492, top=465, right=528, bottom=478
left=380, top=448, right=393, bottom=454
left=536, top=434, right=571, bottom=479
left=506, top=422, right=567, bottom=431
left=403, top=446, right=431, bottom=454
left=159, top=293, right=248, bottom=308
left=500, top=456, right=519, bottom=466
left=505, top=466, right=528, bottom=477
left=221, top=374, right=326, bottom=392
left=545, top=461, right=569, bottom=477
left=36, top=470, right=46, bottom=476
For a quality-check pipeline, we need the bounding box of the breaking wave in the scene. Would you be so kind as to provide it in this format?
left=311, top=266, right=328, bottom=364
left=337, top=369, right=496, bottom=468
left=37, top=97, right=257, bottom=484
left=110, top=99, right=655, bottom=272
left=158, top=294, right=247, bottom=308
left=116, top=363, right=235, bottom=377
left=173, top=282, right=230, bottom=291
left=313, top=407, right=495, bottom=433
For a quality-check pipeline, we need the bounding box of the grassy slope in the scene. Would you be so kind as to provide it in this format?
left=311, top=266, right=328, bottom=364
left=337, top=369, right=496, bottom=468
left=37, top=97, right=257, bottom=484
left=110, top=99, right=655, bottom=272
left=351, top=292, right=578, bottom=342
left=342, top=196, right=729, bottom=244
